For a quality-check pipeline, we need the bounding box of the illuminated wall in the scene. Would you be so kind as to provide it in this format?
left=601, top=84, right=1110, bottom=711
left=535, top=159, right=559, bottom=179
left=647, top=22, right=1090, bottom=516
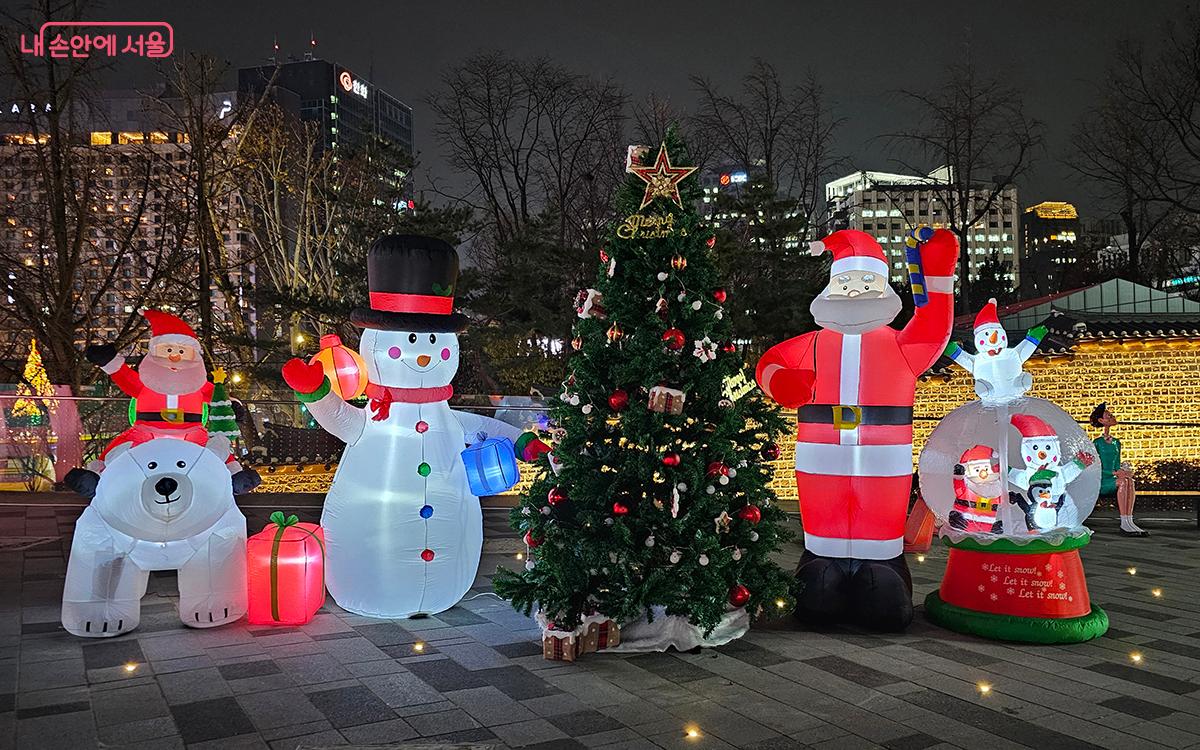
left=256, top=337, right=1200, bottom=511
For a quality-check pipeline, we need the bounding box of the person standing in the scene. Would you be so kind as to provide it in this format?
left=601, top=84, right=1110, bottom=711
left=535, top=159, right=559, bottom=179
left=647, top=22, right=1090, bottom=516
left=1090, top=403, right=1148, bottom=537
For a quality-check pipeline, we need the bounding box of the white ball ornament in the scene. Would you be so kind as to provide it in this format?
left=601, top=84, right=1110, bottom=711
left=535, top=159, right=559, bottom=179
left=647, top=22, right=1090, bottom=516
left=719, top=475, right=730, bottom=485
left=691, top=300, right=702, bottom=310
left=732, top=548, right=742, bottom=561
left=698, top=554, right=709, bottom=566
left=676, top=482, right=688, bottom=491
left=541, top=506, right=551, bottom=515
left=727, top=468, right=737, bottom=479
left=604, top=518, right=614, bottom=526
left=657, top=272, right=669, bottom=281
left=645, top=535, right=655, bottom=547
left=750, top=531, right=759, bottom=542
left=706, top=485, right=716, bottom=494
left=715, top=309, right=724, bottom=320
left=569, top=395, right=581, bottom=406
left=581, top=404, right=593, bottom=415
left=677, top=293, right=687, bottom=302
left=525, top=560, right=535, bottom=571
left=669, top=549, right=682, bottom=564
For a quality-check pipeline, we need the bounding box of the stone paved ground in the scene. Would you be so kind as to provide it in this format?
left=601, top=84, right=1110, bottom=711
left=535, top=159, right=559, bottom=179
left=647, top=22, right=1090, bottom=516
left=0, top=497, right=1198, bottom=750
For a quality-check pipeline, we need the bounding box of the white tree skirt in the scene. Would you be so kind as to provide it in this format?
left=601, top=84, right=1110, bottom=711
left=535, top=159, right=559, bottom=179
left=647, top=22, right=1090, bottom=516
left=608, top=606, right=748, bottom=652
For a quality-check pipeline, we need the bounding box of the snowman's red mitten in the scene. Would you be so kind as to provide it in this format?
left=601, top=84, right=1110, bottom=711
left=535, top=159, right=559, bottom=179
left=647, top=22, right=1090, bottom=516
left=514, top=432, right=551, bottom=462
left=282, top=358, right=330, bottom=402
left=1075, top=450, right=1096, bottom=468
left=919, top=228, right=960, bottom=277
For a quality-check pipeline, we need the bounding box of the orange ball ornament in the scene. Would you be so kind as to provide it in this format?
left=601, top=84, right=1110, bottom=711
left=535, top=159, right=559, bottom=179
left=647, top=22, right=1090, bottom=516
left=309, top=334, right=367, bottom=400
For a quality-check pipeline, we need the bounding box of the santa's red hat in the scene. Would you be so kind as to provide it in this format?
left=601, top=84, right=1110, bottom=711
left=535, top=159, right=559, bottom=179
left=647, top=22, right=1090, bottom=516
left=809, top=229, right=888, bottom=278
left=959, top=444, right=998, bottom=464
left=1011, top=414, right=1055, bottom=439
left=143, top=309, right=199, bottom=349
left=974, top=298, right=1001, bottom=332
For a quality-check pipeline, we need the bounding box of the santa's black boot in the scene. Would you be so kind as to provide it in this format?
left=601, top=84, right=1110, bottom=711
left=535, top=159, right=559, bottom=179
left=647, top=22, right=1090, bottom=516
left=848, top=555, right=914, bottom=632
left=793, top=551, right=850, bottom=624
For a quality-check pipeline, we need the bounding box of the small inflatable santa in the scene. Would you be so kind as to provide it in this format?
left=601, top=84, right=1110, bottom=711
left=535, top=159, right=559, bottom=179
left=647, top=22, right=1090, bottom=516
left=950, top=445, right=1002, bottom=534
left=65, top=310, right=260, bottom=498
left=756, top=227, right=958, bottom=631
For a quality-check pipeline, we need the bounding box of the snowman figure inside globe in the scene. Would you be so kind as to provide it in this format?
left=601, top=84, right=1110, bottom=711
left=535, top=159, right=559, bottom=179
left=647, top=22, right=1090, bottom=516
left=281, top=235, right=550, bottom=619
left=1007, top=414, right=1093, bottom=531
left=944, top=298, right=1047, bottom=405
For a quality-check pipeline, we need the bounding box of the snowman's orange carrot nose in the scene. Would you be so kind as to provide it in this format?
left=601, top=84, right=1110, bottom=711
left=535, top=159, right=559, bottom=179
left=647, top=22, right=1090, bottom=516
left=417, top=354, right=432, bottom=366
left=988, top=331, right=998, bottom=345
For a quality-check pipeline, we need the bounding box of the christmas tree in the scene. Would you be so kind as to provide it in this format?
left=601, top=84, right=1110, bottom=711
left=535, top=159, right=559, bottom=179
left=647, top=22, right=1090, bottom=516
left=207, top=368, right=240, bottom=441
left=494, top=130, right=793, bottom=636
left=12, top=338, right=54, bottom=425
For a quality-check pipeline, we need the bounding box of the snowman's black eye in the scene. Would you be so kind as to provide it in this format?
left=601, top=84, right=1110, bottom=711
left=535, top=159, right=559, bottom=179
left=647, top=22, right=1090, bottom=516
left=148, top=462, right=157, bottom=470
left=408, top=333, right=417, bottom=344
left=176, top=460, right=186, bottom=468
left=429, top=334, right=437, bottom=344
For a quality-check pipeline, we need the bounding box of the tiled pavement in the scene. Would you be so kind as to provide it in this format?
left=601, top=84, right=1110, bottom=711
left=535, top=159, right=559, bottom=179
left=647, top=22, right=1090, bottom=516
left=1, top=499, right=1199, bottom=750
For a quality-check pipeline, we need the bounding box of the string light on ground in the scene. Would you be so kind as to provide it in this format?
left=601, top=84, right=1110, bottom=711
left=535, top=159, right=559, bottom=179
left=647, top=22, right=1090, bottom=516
left=1152, top=588, right=1163, bottom=598
left=516, top=552, right=524, bottom=560
left=1129, top=652, right=1144, bottom=664
left=1127, top=567, right=1137, bottom=575
left=123, top=662, right=138, bottom=673
left=684, top=726, right=702, bottom=739
left=916, top=555, right=926, bottom=563
left=977, top=682, right=992, bottom=696
left=413, top=642, right=425, bottom=653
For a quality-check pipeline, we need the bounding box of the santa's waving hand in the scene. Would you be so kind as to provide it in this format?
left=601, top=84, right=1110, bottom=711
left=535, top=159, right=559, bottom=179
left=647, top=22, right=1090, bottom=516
left=756, top=227, right=957, bottom=632
left=64, top=310, right=260, bottom=499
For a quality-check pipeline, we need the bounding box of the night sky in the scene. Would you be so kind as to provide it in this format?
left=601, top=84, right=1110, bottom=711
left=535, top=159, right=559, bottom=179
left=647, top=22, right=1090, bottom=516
left=97, top=0, right=1186, bottom=216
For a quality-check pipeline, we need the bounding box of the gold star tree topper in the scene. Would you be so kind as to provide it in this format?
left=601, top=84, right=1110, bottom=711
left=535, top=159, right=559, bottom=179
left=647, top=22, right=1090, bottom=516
left=629, top=143, right=698, bottom=210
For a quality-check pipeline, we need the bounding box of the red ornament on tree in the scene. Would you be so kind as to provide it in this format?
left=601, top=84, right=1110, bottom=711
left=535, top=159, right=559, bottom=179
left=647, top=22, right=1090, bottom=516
left=599, top=248, right=609, bottom=263
left=713, top=287, right=727, bottom=304
left=608, top=388, right=629, bottom=411
left=738, top=505, right=762, bottom=524
left=706, top=461, right=729, bottom=478
left=523, top=530, right=542, bottom=548
left=662, top=452, right=681, bottom=467
left=760, top=442, right=782, bottom=461
left=706, top=236, right=717, bottom=249
left=547, top=486, right=568, bottom=506
left=721, top=340, right=737, bottom=354
left=612, top=501, right=630, bottom=515
left=662, top=328, right=685, bottom=350
left=728, top=584, right=751, bottom=608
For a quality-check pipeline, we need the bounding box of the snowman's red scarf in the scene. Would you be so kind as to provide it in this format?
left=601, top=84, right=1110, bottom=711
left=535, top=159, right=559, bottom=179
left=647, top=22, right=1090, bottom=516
left=365, top=383, right=453, bottom=421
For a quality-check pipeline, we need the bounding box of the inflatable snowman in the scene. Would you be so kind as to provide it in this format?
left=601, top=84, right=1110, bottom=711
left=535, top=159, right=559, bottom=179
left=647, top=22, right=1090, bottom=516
left=282, top=235, right=549, bottom=619
left=944, top=298, right=1047, bottom=405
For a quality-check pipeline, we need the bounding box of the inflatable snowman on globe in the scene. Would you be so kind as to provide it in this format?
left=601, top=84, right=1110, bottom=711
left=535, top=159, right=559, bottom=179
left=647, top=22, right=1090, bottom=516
left=918, top=301, right=1107, bottom=643
left=282, top=235, right=549, bottom=618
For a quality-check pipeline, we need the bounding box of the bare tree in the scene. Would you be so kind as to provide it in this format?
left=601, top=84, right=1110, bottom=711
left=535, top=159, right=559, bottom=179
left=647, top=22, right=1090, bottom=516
left=882, top=59, right=1041, bottom=312
left=428, top=51, right=626, bottom=251
left=0, top=0, right=193, bottom=392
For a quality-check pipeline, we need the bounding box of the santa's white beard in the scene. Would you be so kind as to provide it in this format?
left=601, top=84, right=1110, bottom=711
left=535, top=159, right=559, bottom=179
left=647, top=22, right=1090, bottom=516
left=139, top=356, right=206, bottom=395
left=810, top=285, right=902, bottom=335
left=966, top=476, right=1000, bottom=499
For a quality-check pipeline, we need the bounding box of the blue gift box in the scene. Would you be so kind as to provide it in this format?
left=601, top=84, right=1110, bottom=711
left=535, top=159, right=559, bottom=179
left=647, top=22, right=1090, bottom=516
left=462, top=436, right=521, bottom=496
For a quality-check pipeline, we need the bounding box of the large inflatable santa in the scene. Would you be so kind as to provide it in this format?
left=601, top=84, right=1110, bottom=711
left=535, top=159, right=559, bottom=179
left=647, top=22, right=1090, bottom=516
left=65, top=310, right=260, bottom=498
left=755, top=228, right=958, bottom=631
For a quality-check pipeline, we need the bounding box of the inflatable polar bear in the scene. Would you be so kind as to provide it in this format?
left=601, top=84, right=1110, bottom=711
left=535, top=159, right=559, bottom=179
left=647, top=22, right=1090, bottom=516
left=61, top=438, right=248, bottom=637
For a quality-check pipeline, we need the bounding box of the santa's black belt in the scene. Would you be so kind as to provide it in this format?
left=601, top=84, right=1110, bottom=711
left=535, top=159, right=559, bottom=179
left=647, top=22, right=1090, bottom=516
left=798, top=404, right=913, bottom=429
left=136, top=411, right=204, bottom=424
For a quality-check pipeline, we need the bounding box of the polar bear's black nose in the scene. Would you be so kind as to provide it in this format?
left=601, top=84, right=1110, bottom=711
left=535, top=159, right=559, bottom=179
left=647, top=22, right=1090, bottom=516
left=155, top=477, right=178, bottom=496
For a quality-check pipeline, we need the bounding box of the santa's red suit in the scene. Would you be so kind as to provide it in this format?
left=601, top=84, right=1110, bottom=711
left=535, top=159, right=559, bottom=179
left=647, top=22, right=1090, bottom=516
left=756, top=228, right=958, bottom=561
left=98, top=311, right=215, bottom=460
left=951, top=445, right=1002, bottom=534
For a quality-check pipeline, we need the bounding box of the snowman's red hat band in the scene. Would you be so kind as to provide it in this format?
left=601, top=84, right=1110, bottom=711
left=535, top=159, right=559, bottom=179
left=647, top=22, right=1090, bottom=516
left=369, top=291, right=454, bottom=315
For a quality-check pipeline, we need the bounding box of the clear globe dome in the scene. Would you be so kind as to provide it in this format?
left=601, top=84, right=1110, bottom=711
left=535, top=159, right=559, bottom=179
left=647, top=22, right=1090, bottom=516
left=918, top=396, right=1100, bottom=539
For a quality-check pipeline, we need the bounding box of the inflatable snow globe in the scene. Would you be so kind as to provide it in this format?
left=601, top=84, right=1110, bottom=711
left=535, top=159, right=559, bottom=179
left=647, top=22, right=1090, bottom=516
left=917, top=303, right=1108, bottom=643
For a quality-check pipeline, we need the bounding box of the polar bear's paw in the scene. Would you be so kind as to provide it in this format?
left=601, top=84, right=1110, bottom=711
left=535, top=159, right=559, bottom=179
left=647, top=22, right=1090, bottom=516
left=61, top=601, right=139, bottom=638
left=180, top=596, right=246, bottom=629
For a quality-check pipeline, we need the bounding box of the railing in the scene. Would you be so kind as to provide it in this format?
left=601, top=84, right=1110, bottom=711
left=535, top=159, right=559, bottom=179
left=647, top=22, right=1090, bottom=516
left=0, top=394, right=1197, bottom=509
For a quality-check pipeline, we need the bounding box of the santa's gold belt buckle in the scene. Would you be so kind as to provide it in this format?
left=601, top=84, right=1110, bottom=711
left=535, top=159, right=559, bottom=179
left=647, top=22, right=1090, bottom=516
left=832, top=405, right=862, bottom=430
left=160, top=408, right=184, bottom=424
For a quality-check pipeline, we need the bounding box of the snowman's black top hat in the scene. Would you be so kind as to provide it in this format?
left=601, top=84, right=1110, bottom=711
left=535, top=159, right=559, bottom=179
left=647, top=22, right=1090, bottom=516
left=350, top=234, right=469, bottom=332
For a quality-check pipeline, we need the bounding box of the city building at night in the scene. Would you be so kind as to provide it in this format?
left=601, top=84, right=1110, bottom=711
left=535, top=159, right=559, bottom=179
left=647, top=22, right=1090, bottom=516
left=825, top=169, right=1020, bottom=285
left=237, top=58, right=413, bottom=159
left=1020, top=200, right=1082, bottom=297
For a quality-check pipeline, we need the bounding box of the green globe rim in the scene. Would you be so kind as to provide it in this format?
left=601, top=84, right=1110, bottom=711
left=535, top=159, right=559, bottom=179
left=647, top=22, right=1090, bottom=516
left=924, top=591, right=1109, bottom=643
left=941, top=533, right=1090, bottom=554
